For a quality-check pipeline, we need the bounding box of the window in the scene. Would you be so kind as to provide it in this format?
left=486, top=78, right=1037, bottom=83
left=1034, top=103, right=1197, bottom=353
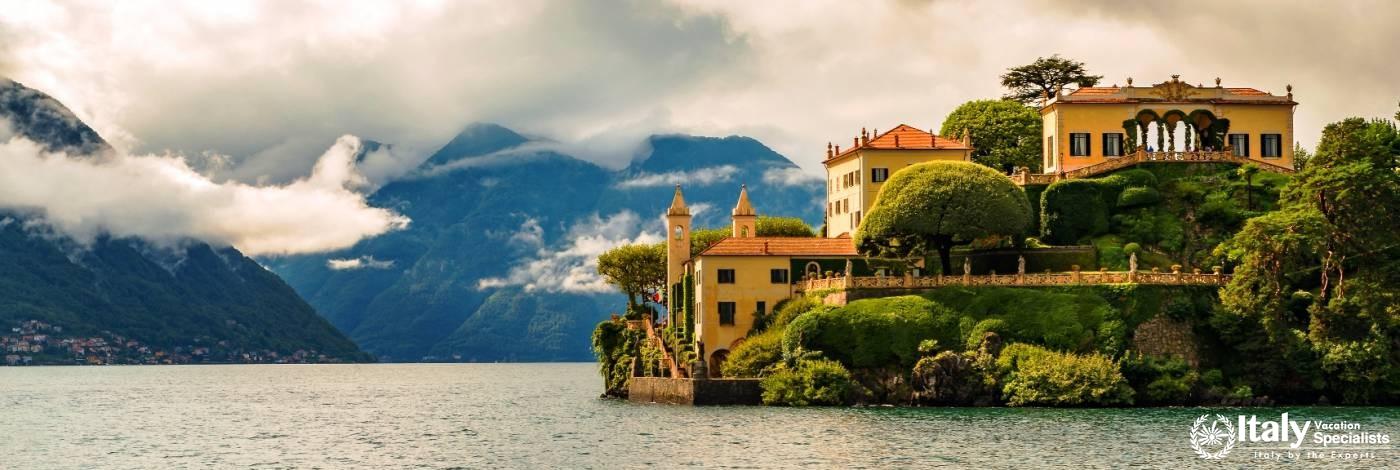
left=854, top=210, right=861, bottom=227
left=871, top=167, right=890, bottom=183
left=1070, top=133, right=1091, bottom=156
left=1229, top=134, right=1250, bottom=157
left=673, top=225, right=683, bottom=240
left=1103, top=133, right=1124, bottom=157
left=717, top=269, right=735, bottom=284
left=827, top=203, right=832, bottom=217
left=770, top=269, right=789, bottom=284
left=718, top=302, right=736, bottom=325
left=756, top=301, right=766, bottom=316
left=1261, top=134, right=1282, bottom=158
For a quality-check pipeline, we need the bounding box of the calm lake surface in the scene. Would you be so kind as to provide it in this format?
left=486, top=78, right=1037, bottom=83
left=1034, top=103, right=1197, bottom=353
left=1, top=363, right=1396, bottom=469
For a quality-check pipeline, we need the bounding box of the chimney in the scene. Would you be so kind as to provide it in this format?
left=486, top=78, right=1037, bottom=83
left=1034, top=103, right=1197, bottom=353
left=826, top=142, right=833, bottom=159
left=894, top=134, right=900, bottom=148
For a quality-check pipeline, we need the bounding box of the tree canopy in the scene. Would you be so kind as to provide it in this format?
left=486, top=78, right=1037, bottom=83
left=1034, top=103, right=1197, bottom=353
left=596, top=242, right=666, bottom=310
left=854, top=162, right=1031, bottom=274
left=757, top=216, right=816, bottom=237
left=1217, top=115, right=1400, bottom=404
left=940, top=99, right=1044, bottom=173
left=1000, top=55, right=1102, bottom=104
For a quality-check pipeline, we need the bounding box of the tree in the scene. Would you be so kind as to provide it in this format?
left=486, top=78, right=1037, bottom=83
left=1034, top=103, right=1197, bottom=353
left=1236, top=164, right=1260, bottom=211
left=756, top=216, right=815, bottom=237
left=1000, top=55, right=1102, bottom=104
left=596, top=242, right=666, bottom=311
left=940, top=99, right=1044, bottom=173
left=855, top=162, right=1031, bottom=274
left=1218, top=115, right=1400, bottom=403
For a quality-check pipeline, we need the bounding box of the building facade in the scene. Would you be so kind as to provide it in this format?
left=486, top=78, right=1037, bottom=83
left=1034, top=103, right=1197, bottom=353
left=823, top=124, right=972, bottom=238
left=1041, top=76, right=1297, bottom=173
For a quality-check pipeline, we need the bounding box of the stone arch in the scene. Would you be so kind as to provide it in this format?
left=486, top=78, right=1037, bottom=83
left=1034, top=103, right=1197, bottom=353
left=1162, top=110, right=1188, bottom=151
left=708, top=349, right=730, bottom=377
left=805, top=261, right=821, bottom=279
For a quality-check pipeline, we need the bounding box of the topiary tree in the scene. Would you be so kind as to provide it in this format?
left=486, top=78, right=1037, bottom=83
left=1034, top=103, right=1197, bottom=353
left=756, top=216, right=815, bottom=237
left=939, top=99, right=1044, bottom=173
left=855, top=162, right=1031, bottom=274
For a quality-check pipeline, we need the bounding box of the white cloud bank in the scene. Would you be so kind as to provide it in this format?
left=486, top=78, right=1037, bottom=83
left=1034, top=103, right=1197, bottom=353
left=327, top=255, right=396, bottom=270
left=0, top=134, right=408, bottom=256
left=478, top=211, right=661, bottom=293
left=614, top=165, right=739, bottom=189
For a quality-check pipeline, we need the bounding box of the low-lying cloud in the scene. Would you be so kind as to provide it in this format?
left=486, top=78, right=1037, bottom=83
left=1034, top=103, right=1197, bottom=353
left=478, top=211, right=661, bottom=293
left=614, top=165, right=739, bottom=189
left=327, top=255, right=396, bottom=270
left=762, top=167, right=823, bottom=187
left=0, top=134, right=409, bottom=256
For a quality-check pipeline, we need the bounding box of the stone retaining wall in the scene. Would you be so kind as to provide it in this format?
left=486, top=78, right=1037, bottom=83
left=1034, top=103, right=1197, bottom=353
left=628, top=377, right=763, bottom=405
left=1132, top=314, right=1199, bottom=366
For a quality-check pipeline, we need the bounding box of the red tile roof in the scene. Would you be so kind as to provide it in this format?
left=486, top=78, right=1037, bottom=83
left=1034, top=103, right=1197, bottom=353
left=1069, top=87, right=1119, bottom=95
left=825, top=124, right=969, bottom=163
left=1225, top=87, right=1269, bottom=96
left=699, top=236, right=858, bottom=257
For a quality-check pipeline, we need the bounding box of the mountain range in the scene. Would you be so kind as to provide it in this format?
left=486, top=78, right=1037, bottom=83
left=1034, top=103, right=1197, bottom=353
left=0, top=78, right=367, bottom=362
left=265, top=124, right=824, bottom=361
left=1, top=77, right=825, bottom=363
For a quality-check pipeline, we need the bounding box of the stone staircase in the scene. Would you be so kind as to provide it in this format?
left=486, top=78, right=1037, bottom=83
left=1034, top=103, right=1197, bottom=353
left=642, top=317, right=687, bottom=379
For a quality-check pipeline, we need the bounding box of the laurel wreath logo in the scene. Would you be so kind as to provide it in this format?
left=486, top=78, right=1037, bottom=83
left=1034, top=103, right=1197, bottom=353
left=1190, top=414, right=1237, bottom=460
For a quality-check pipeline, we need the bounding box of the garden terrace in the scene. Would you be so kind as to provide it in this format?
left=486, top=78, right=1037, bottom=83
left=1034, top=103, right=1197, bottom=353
left=797, top=265, right=1229, bottom=300
left=1011, top=148, right=1292, bottom=186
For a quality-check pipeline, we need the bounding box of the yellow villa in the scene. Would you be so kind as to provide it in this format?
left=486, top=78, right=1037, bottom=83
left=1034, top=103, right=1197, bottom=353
left=822, top=125, right=972, bottom=238
left=661, top=75, right=1298, bottom=377
left=1041, top=75, right=1296, bottom=173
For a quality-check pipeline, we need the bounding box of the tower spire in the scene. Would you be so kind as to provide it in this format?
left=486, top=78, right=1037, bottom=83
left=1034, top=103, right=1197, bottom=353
left=732, top=184, right=755, bottom=216
left=667, top=184, right=689, bottom=216
left=731, top=185, right=757, bottom=238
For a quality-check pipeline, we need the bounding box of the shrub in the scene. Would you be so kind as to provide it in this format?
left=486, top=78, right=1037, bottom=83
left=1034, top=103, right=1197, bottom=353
left=769, top=296, right=819, bottom=332
left=1041, top=178, right=1121, bottom=244
left=966, top=318, right=1010, bottom=348
left=592, top=320, right=643, bottom=396
left=721, top=328, right=783, bottom=378
left=920, top=287, right=1116, bottom=353
left=1117, top=186, right=1161, bottom=208
left=996, top=343, right=1134, bottom=406
left=782, top=296, right=958, bottom=370
left=1122, top=242, right=1141, bottom=256
left=1120, top=353, right=1199, bottom=405
left=760, top=358, right=854, bottom=406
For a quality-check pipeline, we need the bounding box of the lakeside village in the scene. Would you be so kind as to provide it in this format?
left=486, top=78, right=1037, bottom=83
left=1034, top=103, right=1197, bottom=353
left=595, top=63, right=1400, bottom=407
left=3, top=320, right=340, bottom=366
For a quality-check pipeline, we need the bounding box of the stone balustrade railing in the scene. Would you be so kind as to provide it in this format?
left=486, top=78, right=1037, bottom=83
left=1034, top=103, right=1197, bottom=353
left=796, top=267, right=1230, bottom=293
left=1011, top=149, right=1293, bottom=186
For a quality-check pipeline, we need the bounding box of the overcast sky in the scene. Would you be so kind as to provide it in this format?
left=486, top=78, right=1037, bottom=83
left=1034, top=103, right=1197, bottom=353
left=3, top=0, right=1397, bottom=182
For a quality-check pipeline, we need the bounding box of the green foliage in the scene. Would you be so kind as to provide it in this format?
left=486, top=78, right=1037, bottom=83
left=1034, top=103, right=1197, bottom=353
left=920, top=287, right=1117, bottom=353
left=999, top=55, right=1102, bottom=104
left=721, top=328, right=784, bottom=378
left=966, top=318, right=1010, bottom=348
left=1116, top=187, right=1160, bottom=208
left=592, top=320, right=643, bottom=396
left=756, top=216, right=816, bottom=237
left=760, top=357, right=854, bottom=406
left=689, top=228, right=730, bottom=256
left=1040, top=178, right=1121, bottom=243
left=1122, top=242, right=1141, bottom=255
left=939, top=99, right=1044, bottom=172
left=596, top=242, right=666, bottom=310
left=996, top=343, right=1133, bottom=406
left=856, top=161, right=1031, bottom=274
left=783, top=296, right=954, bottom=369
left=1119, top=353, right=1199, bottom=405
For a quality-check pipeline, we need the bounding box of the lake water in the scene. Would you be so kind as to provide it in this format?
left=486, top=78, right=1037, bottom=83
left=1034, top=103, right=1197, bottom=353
left=1, top=363, right=1396, bottom=469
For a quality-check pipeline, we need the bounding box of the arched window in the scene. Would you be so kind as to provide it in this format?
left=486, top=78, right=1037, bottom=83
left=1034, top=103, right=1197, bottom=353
left=673, top=225, right=683, bottom=240
left=740, top=226, right=749, bottom=237
left=805, top=261, right=821, bottom=278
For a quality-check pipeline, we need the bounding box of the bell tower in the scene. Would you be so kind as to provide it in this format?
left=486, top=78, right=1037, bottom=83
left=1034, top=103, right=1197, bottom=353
left=666, top=185, right=692, bottom=293
left=732, top=185, right=757, bottom=238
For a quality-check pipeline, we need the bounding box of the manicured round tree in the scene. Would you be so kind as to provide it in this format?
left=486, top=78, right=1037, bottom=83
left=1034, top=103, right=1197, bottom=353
left=854, top=161, right=1031, bottom=274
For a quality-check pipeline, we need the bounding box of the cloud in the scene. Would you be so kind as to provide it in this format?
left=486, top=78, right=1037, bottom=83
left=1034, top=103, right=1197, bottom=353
left=4, top=0, right=1398, bottom=183
left=0, top=133, right=408, bottom=256
left=478, top=211, right=662, bottom=293
left=614, top=165, right=739, bottom=189
left=763, top=167, right=823, bottom=187
left=327, top=255, right=395, bottom=270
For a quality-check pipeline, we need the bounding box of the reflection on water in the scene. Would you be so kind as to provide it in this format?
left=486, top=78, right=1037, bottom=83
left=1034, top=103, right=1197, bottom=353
left=1, top=363, right=1394, bottom=468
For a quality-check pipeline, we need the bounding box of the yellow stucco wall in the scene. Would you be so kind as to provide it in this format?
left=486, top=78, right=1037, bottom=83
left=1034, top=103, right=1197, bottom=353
left=1043, top=103, right=1294, bottom=173
left=824, top=148, right=970, bottom=238
left=692, top=255, right=795, bottom=364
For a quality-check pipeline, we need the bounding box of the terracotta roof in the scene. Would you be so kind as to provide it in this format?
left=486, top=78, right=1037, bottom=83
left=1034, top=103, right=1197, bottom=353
left=699, top=236, right=858, bottom=257
left=825, top=124, right=969, bottom=163
left=1226, top=87, right=1269, bottom=96
left=1069, top=87, right=1120, bottom=95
